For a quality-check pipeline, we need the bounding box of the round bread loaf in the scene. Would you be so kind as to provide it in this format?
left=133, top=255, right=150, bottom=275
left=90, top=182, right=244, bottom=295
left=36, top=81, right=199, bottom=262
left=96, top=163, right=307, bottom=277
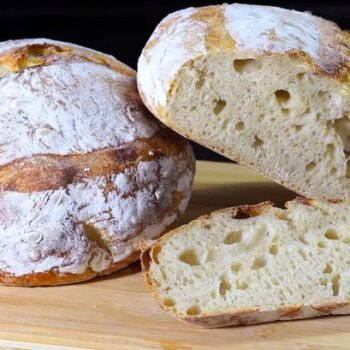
left=0, top=38, right=195, bottom=286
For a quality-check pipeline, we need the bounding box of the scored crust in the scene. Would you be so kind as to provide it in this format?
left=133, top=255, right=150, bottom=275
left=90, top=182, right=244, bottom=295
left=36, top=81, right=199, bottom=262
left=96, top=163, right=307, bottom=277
left=0, top=39, right=195, bottom=286
left=141, top=199, right=350, bottom=328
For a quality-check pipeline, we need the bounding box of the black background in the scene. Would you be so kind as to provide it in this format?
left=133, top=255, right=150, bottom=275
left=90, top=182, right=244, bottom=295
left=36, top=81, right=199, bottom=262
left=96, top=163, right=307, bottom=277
left=1, top=1, right=348, bottom=161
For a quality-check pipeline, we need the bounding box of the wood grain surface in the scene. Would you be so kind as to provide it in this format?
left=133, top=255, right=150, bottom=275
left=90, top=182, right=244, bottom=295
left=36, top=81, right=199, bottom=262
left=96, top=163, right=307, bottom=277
left=0, top=161, right=349, bottom=350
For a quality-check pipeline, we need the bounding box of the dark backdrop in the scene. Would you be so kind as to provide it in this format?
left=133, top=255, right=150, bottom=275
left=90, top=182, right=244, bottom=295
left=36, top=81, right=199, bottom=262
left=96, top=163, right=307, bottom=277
left=1, top=1, right=348, bottom=161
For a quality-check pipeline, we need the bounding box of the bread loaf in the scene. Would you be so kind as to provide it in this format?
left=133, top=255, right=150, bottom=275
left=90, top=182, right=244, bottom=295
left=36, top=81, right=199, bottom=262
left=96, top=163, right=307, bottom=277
left=0, top=38, right=195, bottom=286
left=138, top=3, right=350, bottom=201
left=142, top=199, right=350, bottom=328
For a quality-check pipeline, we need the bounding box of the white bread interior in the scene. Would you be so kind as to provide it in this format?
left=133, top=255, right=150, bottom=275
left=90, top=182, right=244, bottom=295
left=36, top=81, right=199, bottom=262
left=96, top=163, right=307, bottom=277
left=169, top=53, right=350, bottom=200
left=142, top=199, right=350, bottom=327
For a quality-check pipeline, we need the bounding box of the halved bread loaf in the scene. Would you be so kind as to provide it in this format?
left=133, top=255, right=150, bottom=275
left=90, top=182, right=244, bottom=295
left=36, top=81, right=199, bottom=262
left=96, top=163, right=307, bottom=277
left=142, top=199, right=350, bottom=328
left=138, top=3, right=350, bottom=201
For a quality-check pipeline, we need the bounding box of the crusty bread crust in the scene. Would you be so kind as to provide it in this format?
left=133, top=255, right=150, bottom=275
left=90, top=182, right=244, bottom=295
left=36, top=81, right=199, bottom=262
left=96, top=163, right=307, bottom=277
left=0, top=250, right=141, bottom=287
left=138, top=4, right=350, bottom=117
left=141, top=200, right=350, bottom=328
left=0, top=39, right=195, bottom=286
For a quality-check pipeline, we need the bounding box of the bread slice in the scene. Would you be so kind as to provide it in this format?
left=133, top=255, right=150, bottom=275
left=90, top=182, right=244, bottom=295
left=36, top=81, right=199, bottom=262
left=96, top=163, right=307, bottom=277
left=138, top=3, right=350, bottom=201
left=141, top=199, right=350, bottom=328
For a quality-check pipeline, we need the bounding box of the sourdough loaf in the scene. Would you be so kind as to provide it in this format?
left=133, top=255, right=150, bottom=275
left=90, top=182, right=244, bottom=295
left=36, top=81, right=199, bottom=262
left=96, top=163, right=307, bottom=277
left=142, top=199, right=350, bottom=328
left=138, top=3, right=350, bottom=201
left=0, top=38, right=195, bottom=286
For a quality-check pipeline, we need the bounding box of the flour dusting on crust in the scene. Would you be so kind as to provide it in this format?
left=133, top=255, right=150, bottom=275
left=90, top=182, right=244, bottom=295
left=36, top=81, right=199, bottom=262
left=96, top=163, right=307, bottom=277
left=138, top=7, right=206, bottom=111
left=0, top=60, right=159, bottom=166
left=0, top=150, right=194, bottom=277
left=224, top=4, right=320, bottom=58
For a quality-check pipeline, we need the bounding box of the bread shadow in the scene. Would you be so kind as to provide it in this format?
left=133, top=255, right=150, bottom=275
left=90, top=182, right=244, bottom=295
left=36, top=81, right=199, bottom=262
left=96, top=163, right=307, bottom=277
left=178, top=181, right=298, bottom=225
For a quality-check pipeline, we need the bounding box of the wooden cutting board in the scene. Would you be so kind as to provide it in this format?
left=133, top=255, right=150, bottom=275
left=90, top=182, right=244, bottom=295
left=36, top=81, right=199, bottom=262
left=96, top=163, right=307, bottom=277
left=1, top=161, right=350, bottom=350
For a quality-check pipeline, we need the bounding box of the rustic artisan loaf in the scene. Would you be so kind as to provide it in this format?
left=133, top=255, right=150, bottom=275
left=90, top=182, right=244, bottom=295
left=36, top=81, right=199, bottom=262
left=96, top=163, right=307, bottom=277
left=142, top=199, right=350, bottom=328
left=138, top=3, right=350, bottom=201
left=0, top=38, right=195, bottom=286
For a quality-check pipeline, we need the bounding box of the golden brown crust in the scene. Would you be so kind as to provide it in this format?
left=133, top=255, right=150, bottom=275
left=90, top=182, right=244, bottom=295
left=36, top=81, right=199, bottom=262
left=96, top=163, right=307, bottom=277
left=0, top=129, right=188, bottom=192
left=190, top=6, right=235, bottom=53
left=0, top=250, right=141, bottom=287
left=0, top=41, right=135, bottom=77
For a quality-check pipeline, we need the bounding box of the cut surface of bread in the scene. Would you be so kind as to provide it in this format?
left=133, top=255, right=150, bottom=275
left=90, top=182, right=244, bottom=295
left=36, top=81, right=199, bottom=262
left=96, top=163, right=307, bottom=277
left=142, top=199, right=350, bottom=328
left=138, top=3, right=350, bottom=201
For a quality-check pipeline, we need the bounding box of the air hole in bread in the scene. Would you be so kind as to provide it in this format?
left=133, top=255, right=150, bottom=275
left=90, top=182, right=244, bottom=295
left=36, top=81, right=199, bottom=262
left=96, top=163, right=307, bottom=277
left=298, top=248, right=307, bottom=261
left=276, top=211, right=290, bottom=222
left=179, top=249, right=200, bottom=266
left=213, top=99, right=227, bottom=115
left=318, top=241, right=327, bottom=248
left=318, top=90, right=330, bottom=100
left=346, top=160, right=350, bottom=179
left=269, top=244, right=279, bottom=256
left=231, top=262, right=241, bottom=274
left=152, top=246, right=162, bottom=264
left=272, top=278, right=280, bottom=286
left=221, top=119, right=229, bottom=130
left=272, top=234, right=280, bottom=243
left=330, top=167, right=337, bottom=175
left=282, top=108, right=289, bottom=116
left=186, top=305, right=201, bottom=316
left=190, top=106, right=197, bottom=112
left=252, top=135, right=264, bottom=149
left=325, top=229, right=339, bottom=240
left=203, top=224, right=211, bottom=230
left=305, top=161, right=316, bottom=172
left=210, top=290, right=217, bottom=299
left=193, top=272, right=202, bottom=279
left=334, top=116, right=350, bottom=153
left=296, top=72, right=305, bottom=80
left=319, top=278, right=328, bottom=287
left=252, top=256, right=267, bottom=269
left=195, top=70, right=206, bottom=90
left=219, top=278, right=231, bottom=296
left=301, top=107, right=311, bottom=118
left=275, top=90, right=291, bottom=104
left=299, top=234, right=308, bottom=245
left=236, top=280, right=249, bottom=290
left=324, top=263, right=333, bottom=274
left=163, top=298, right=175, bottom=307
left=294, top=125, right=303, bottom=132
left=326, top=144, right=335, bottom=157
left=206, top=250, right=215, bottom=262
left=235, top=121, right=245, bottom=131
left=343, top=237, right=350, bottom=244
left=224, top=231, right=242, bottom=244
left=332, top=274, right=341, bottom=296
left=233, top=58, right=261, bottom=74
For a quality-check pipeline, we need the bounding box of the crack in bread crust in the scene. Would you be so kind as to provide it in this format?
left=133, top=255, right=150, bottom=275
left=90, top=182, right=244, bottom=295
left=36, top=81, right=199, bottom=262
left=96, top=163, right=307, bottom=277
left=0, top=129, right=188, bottom=192
left=0, top=40, right=135, bottom=77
